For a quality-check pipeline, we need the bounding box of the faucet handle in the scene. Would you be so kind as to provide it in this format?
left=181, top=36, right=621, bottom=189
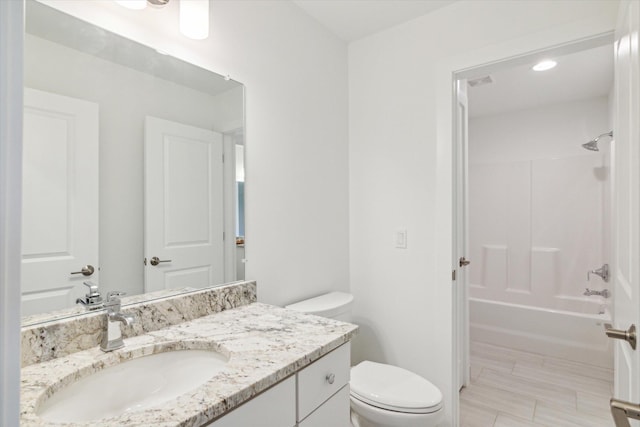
left=76, top=281, right=103, bottom=309
left=105, top=291, right=126, bottom=303
left=83, top=281, right=100, bottom=296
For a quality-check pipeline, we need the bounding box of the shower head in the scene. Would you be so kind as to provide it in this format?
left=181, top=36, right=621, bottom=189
left=582, top=140, right=600, bottom=151
left=582, top=131, right=613, bottom=152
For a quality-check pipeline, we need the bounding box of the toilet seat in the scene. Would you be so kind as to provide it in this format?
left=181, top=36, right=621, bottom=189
left=350, top=361, right=443, bottom=414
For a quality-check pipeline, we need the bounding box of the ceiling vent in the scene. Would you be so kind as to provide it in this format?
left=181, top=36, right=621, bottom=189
left=467, top=75, right=493, bottom=87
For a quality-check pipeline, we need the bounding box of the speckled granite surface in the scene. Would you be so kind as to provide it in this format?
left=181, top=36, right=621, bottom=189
left=20, top=302, right=358, bottom=427
left=21, top=281, right=257, bottom=367
left=21, top=287, right=199, bottom=327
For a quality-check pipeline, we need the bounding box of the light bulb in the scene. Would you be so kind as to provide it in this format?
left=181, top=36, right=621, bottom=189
left=532, top=60, right=557, bottom=71
left=180, top=0, right=209, bottom=40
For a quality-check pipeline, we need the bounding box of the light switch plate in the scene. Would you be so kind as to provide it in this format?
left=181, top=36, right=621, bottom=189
left=395, top=229, right=407, bottom=249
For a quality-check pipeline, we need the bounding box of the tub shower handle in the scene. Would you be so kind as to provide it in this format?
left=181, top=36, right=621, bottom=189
left=611, top=398, right=640, bottom=427
left=588, top=263, right=610, bottom=282
left=604, top=323, right=636, bottom=350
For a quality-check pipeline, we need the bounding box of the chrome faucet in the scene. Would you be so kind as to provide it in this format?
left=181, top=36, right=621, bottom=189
left=100, top=291, right=134, bottom=352
left=76, top=281, right=104, bottom=310
left=584, top=288, right=610, bottom=298
left=587, top=263, right=610, bottom=283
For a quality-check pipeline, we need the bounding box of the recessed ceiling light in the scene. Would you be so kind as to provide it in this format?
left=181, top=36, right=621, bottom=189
left=532, top=60, right=557, bottom=71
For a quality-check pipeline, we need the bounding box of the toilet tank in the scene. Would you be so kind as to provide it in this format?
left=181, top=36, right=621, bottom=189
left=285, top=292, right=354, bottom=322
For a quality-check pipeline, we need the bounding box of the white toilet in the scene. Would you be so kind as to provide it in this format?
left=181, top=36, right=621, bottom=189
left=286, top=292, right=444, bottom=427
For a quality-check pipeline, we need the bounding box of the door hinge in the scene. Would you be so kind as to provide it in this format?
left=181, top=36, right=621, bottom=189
left=223, top=231, right=225, bottom=241
left=452, top=270, right=457, bottom=281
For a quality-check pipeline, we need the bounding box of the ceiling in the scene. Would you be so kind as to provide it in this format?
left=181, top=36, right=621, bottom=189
left=289, top=1, right=613, bottom=118
left=467, top=44, right=614, bottom=118
left=291, top=0, right=458, bottom=42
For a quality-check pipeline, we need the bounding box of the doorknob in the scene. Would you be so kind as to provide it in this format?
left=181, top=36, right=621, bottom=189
left=70, top=265, right=95, bottom=276
left=148, top=256, right=172, bottom=266
left=611, top=398, right=640, bottom=427
left=604, top=323, right=637, bottom=350
left=459, top=257, right=471, bottom=267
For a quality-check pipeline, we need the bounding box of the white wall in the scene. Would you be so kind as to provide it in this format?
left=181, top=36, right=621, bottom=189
left=37, top=0, right=350, bottom=306
left=349, top=1, right=619, bottom=425
left=468, top=97, right=611, bottom=309
left=469, top=97, right=611, bottom=163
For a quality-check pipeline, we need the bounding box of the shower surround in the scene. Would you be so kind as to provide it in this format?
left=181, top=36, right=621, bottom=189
left=468, top=97, right=612, bottom=367
left=469, top=155, right=608, bottom=309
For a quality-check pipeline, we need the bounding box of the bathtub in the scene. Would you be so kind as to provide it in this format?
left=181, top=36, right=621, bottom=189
left=469, top=297, right=613, bottom=368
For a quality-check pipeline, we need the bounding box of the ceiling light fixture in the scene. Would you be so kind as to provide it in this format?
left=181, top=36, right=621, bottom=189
left=532, top=60, right=557, bottom=71
left=115, top=0, right=210, bottom=40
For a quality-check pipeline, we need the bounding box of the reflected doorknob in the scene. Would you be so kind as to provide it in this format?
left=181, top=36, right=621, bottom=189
left=148, top=256, right=172, bottom=266
left=70, top=265, right=95, bottom=276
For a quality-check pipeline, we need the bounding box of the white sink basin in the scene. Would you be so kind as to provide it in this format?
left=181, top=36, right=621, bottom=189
left=37, top=349, right=228, bottom=423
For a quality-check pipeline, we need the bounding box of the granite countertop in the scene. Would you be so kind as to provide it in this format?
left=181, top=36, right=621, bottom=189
left=20, top=302, right=358, bottom=427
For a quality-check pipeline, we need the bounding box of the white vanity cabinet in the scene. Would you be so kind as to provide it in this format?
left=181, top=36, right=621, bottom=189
left=207, top=342, right=351, bottom=427
left=297, top=342, right=351, bottom=426
left=206, top=375, right=296, bottom=427
left=207, top=375, right=296, bottom=427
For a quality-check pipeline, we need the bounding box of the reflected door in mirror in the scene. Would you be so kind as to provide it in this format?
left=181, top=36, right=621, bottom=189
left=144, top=116, right=224, bottom=292
left=22, top=88, right=99, bottom=315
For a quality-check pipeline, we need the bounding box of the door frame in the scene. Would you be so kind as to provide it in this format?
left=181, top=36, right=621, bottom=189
left=439, top=26, right=616, bottom=427
left=0, top=0, right=23, bottom=425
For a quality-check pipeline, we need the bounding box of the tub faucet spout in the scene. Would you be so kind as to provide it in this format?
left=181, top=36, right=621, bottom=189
left=584, top=288, right=610, bottom=298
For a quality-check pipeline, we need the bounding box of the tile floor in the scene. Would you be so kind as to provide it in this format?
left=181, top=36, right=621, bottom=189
left=460, top=341, right=614, bottom=427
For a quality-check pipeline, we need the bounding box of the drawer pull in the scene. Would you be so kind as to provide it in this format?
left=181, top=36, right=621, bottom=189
left=325, top=373, right=335, bottom=385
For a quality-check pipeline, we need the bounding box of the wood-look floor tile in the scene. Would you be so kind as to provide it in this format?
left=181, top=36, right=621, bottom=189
left=471, top=342, right=545, bottom=366
left=460, top=400, right=498, bottom=427
left=460, top=383, right=536, bottom=420
left=534, top=401, right=614, bottom=427
left=543, top=356, right=613, bottom=382
left=462, top=342, right=614, bottom=427
left=470, top=363, right=484, bottom=381
left=474, top=368, right=577, bottom=408
left=494, top=413, right=546, bottom=427
left=577, top=390, right=612, bottom=419
left=471, top=354, right=515, bottom=373
left=512, top=361, right=613, bottom=396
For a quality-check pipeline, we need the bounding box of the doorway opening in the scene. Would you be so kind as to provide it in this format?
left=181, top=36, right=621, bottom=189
left=454, top=35, right=616, bottom=426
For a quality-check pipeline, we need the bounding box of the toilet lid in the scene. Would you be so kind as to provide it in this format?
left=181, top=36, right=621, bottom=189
left=350, top=361, right=443, bottom=414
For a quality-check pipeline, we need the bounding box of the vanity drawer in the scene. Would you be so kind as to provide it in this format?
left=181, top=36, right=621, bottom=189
left=208, top=375, right=296, bottom=427
left=297, top=342, right=350, bottom=421
left=299, top=384, right=350, bottom=427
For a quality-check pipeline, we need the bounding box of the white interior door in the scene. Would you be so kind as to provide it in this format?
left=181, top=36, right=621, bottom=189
left=612, top=1, right=640, bottom=425
left=454, top=79, right=470, bottom=390
left=144, top=116, right=224, bottom=292
left=21, top=88, right=99, bottom=316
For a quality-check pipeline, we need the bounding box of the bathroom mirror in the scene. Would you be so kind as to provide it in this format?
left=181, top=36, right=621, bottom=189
left=21, top=0, right=245, bottom=325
